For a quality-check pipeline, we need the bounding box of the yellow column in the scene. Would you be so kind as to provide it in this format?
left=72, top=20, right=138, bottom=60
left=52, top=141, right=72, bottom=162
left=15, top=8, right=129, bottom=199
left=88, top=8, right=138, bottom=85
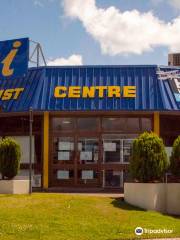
left=154, top=112, right=160, bottom=136
left=43, top=112, right=49, bottom=189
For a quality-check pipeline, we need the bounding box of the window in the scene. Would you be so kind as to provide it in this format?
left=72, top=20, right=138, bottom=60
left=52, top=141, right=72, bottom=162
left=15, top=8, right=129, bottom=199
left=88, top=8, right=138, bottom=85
left=52, top=118, right=75, bottom=131
left=56, top=170, right=74, bottom=180
left=103, top=117, right=142, bottom=132
left=126, top=118, right=140, bottom=132
left=78, top=170, right=98, bottom=183
left=142, top=118, right=152, bottom=131
left=102, top=118, right=126, bottom=131
left=103, top=135, right=133, bottom=163
left=77, top=118, right=99, bottom=131
left=123, top=140, right=133, bottom=163
left=104, top=170, right=123, bottom=188
left=103, top=139, right=121, bottom=163
left=78, top=138, right=99, bottom=163
left=102, top=117, right=152, bottom=133
left=160, top=115, right=180, bottom=146
left=53, top=137, right=75, bottom=163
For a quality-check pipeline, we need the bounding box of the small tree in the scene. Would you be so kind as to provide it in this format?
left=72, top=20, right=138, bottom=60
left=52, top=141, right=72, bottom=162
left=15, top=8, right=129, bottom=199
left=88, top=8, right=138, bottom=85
left=0, top=138, right=21, bottom=180
left=130, top=132, right=169, bottom=182
left=170, top=136, right=180, bottom=177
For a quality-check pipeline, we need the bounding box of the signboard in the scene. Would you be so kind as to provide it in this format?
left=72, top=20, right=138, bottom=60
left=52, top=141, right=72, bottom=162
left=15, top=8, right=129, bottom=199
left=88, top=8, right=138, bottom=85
left=80, top=151, right=92, bottom=161
left=103, top=142, right=116, bottom=152
left=82, top=170, right=94, bottom=180
left=0, top=38, right=29, bottom=79
left=0, top=65, right=179, bottom=112
left=57, top=170, right=69, bottom=179
left=58, top=151, right=70, bottom=161
left=54, top=85, right=136, bottom=99
left=58, top=141, right=74, bottom=151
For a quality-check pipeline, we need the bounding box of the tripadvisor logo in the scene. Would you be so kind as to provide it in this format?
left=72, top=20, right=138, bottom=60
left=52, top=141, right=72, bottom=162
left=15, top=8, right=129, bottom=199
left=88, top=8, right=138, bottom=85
left=135, top=227, right=143, bottom=236
left=135, top=227, right=173, bottom=236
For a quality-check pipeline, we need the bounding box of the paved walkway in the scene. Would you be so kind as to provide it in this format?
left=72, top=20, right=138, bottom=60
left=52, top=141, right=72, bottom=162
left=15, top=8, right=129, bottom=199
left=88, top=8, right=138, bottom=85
left=65, top=193, right=123, bottom=198
left=42, top=187, right=123, bottom=198
left=45, top=192, right=123, bottom=198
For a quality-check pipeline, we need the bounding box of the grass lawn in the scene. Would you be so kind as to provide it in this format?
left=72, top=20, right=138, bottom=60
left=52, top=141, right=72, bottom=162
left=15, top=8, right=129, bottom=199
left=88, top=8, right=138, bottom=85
left=0, top=193, right=179, bottom=240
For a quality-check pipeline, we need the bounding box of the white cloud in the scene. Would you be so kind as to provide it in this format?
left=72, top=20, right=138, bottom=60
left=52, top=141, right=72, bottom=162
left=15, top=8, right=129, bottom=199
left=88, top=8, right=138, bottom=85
left=33, top=0, right=44, bottom=7
left=33, top=0, right=55, bottom=7
left=168, top=0, right=180, bottom=9
left=63, top=0, right=180, bottom=55
left=47, top=54, right=83, bottom=66
left=151, top=0, right=164, bottom=6
left=153, top=0, right=180, bottom=10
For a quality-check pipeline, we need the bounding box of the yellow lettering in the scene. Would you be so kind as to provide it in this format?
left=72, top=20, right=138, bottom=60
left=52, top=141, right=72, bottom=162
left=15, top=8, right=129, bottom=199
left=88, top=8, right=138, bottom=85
left=123, top=86, right=136, bottom=98
left=1, top=41, right=22, bottom=77
left=0, top=90, right=4, bottom=98
left=82, top=86, right=95, bottom=98
left=108, top=86, right=121, bottom=98
left=95, top=86, right=107, bottom=98
left=2, top=89, right=14, bottom=100
left=53, top=85, right=137, bottom=99
left=68, top=86, right=81, bottom=98
left=54, top=86, right=67, bottom=98
left=13, top=88, right=24, bottom=99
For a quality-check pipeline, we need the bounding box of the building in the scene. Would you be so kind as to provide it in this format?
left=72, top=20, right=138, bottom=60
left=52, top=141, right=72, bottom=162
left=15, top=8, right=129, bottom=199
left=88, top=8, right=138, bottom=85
left=168, top=53, right=180, bottom=67
left=0, top=65, right=180, bottom=190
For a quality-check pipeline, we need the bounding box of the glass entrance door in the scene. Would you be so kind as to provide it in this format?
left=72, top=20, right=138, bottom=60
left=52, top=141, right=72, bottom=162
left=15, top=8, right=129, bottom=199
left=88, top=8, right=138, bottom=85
left=102, top=135, right=134, bottom=188
left=102, top=135, right=134, bottom=164
left=52, top=136, right=75, bottom=186
left=76, top=137, right=100, bottom=187
left=52, top=136, right=101, bottom=187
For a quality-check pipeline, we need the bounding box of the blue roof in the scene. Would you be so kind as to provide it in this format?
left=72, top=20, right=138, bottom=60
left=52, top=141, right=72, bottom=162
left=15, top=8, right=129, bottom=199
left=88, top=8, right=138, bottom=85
left=0, top=65, right=180, bottom=112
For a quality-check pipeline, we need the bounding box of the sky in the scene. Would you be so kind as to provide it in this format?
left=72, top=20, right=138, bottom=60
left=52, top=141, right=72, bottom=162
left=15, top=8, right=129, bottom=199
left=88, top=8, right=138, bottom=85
left=0, top=0, right=180, bottom=66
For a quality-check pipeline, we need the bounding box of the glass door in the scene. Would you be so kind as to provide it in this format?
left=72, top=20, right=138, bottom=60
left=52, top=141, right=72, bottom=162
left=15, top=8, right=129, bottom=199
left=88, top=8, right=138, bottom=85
left=102, top=135, right=134, bottom=188
left=56, top=137, right=75, bottom=163
left=76, top=137, right=100, bottom=187
left=52, top=136, right=75, bottom=186
left=102, top=135, right=134, bottom=163
left=78, top=138, right=99, bottom=164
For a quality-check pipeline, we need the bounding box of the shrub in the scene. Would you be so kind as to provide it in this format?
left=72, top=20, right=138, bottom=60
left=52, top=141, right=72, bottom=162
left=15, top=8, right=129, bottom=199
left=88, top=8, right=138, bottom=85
left=0, top=137, right=21, bottom=180
left=170, top=136, right=180, bottom=177
left=129, top=132, right=169, bottom=182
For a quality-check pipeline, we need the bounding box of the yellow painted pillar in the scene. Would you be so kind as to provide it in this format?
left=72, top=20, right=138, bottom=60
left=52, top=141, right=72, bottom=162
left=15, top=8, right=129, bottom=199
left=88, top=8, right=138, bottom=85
left=43, top=111, right=49, bottom=189
left=154, top=112, right=160, bottom=136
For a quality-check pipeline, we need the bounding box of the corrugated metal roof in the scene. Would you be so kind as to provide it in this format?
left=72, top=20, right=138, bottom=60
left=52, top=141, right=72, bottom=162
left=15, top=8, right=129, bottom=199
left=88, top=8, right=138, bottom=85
left=0, top=65, right=179, bottom=112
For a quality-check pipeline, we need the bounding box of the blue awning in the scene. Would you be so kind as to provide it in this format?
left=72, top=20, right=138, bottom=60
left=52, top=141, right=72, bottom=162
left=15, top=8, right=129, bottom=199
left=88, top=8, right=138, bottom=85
left=0, top=65, right=180, bottom=112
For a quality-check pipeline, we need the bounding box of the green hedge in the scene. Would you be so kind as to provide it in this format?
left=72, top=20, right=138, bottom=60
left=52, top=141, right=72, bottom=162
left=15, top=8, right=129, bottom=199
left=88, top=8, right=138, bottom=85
left=170, top=136, right=180, bottom=177
left=130, top=132, right=169, bottom=182
left=0, top=138, right=21, bottom=180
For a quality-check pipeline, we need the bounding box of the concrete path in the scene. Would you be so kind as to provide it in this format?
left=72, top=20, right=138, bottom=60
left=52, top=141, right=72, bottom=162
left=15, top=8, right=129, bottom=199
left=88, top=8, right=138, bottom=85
left=46, top=192, right=123, bottom=198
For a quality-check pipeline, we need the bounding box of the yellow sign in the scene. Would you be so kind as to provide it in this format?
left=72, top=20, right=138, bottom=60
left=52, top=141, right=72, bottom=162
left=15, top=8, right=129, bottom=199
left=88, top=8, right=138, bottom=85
left=1, top=41, right=22, bottom=77
left=0, top=38, right=29, bottom=79
left=0, top=88, right=24, bottom=101
left=54, top=86, right=136, bottom=98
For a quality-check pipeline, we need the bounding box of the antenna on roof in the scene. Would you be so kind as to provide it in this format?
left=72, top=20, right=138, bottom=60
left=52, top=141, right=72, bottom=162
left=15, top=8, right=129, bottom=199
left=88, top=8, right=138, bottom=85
left=29, top=40, right=47, bottom=67
left=156, top=66, right=180, bottom=81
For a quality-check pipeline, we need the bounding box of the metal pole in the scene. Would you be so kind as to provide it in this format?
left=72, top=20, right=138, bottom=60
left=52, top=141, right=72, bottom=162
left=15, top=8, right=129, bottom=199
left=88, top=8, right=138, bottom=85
left=37, top=44, right=40, bottom=67
left=29, top=107, right=33, bottom=194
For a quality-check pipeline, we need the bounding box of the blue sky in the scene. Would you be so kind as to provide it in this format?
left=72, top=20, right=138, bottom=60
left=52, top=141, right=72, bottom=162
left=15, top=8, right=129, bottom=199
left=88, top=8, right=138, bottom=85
left=0, top=0, right=180, bottom=66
